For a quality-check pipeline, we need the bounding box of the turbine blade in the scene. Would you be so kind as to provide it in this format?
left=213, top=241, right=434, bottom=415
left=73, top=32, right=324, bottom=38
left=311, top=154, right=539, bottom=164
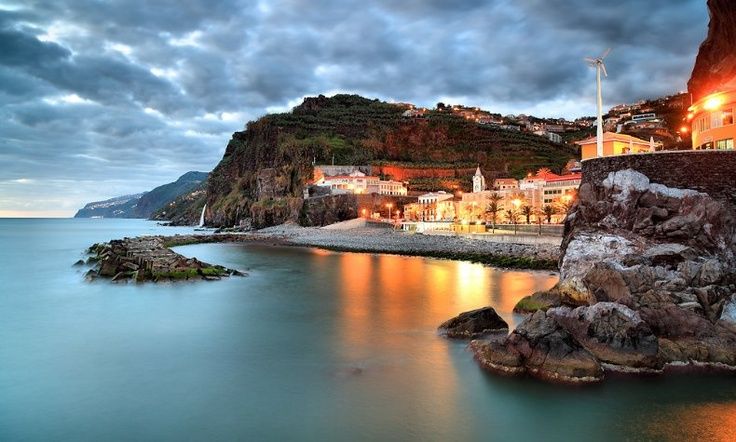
left=584, top=57, right=596, bottom=63
left=601, top=62, right=608, bottom=77
left=601, top=48, right=611, bottom=59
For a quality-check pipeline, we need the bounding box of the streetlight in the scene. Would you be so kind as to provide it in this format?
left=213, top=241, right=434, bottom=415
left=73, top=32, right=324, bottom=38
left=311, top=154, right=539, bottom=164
left=511, top=198, right=521, bottom=235
left=361, top=208, right=367, bottom=218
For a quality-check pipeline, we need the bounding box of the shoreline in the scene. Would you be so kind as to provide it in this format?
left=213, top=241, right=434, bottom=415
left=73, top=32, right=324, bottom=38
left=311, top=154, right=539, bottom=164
left=85, top=223, right=561, bottom=282
left=250, top=224, right=560, bottom=270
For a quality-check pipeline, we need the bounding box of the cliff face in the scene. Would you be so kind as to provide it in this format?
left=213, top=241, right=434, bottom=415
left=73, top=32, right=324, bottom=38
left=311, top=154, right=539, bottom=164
left=202, top=94, right=577, bottom=228
left=74, top=193, right=145, bottom=218
left=75, top=171, right=208, bottom=220
left=687, top=0, right=736, bottom=102
left=133, top=171, right=208, bottom=218
left=470, top=159, right=736, bottom=383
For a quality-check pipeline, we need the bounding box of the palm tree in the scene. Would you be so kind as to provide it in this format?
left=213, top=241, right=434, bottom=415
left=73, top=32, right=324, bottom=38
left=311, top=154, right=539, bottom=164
left=505, top=209, right=519, bottom=224
left=485, top=193, right=502, bottom=231
left=505, top=209, right=519, bottom=234
left=556, top=190, right=578, bottom=220
left=542, top=205, right=557, bottom=224
left=521, top=205, right=533, bottom=224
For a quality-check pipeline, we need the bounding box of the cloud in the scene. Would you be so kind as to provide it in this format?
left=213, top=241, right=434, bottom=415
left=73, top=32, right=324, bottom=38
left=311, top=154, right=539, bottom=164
left=0, top=0, right=709, bottom=216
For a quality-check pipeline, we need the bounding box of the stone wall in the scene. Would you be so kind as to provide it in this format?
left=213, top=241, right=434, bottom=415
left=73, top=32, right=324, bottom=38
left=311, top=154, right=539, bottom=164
left=582, top=151, right=736, bottom=205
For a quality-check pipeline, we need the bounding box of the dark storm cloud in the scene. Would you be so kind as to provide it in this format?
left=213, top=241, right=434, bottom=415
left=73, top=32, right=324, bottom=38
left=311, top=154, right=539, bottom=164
left=0, top=0, right=708, bottom=215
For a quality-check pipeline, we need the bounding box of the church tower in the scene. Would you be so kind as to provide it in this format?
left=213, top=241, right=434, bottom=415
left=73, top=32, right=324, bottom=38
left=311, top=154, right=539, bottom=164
left=472, top=166, right=486, bottom=193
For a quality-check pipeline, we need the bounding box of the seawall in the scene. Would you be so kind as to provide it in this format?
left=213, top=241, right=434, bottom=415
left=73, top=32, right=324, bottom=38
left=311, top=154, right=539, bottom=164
left=582, top=150, right=736, bottom=205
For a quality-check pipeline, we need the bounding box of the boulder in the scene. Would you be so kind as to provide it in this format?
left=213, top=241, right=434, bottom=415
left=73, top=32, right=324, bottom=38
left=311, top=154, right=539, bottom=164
left=548, top=303, right=660, bottom=370
left=719, top=295, right=736, bottom=333
left=582, top=262, right=631, bottom=303
left=438, top=307, right=508, bottom=338
left=471, top=311, right=603, bottom=383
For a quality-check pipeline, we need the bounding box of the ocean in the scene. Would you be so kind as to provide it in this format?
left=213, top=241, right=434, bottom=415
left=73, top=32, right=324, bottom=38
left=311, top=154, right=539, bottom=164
left=0, top=218, right=734, bottom=441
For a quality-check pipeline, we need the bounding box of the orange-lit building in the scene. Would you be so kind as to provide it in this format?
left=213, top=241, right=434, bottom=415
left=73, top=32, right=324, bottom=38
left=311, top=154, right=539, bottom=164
left=688, top=79, right=736, bottom=150
left=576, top=132, right=654, bottom=160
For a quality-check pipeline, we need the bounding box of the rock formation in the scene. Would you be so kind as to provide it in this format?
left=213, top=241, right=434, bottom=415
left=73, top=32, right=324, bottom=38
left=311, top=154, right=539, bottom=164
left=688, top=0, right=736, bottom=102
left=438, top=307, right=509, bottom=338
left=465, top=168, right=736, bottom=383
left=84, top=235, right=247, bottom=282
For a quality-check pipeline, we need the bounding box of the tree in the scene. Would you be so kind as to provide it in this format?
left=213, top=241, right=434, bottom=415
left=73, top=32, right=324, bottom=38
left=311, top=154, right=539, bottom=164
left=556, top=190, right=578, bottom=218
left=484, top=193, right=502, bottom=230
left=542, top=205, right=557, bottom=223
left=504, top=209, right=519, bottom=224
left=521, top=205, right=533, bottom=224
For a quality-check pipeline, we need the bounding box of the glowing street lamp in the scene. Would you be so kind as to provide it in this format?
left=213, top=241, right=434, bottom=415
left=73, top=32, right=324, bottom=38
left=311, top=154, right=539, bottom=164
left=704, top=95, right=724, bottom=111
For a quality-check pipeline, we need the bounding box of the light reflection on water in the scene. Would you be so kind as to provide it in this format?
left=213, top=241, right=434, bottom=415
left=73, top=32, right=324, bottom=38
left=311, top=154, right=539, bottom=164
left=1, top=219, right=735, bottom=441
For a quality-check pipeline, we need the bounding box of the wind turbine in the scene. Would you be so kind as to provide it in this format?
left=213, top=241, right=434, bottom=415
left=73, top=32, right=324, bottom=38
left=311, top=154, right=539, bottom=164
left=585, top=48, right=611, bottom=157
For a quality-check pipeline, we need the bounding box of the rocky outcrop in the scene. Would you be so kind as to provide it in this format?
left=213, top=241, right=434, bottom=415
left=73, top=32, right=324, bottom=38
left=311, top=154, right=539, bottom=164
left=84, top=235, right=247, bottom=282
left=687, top=0, right=736, bottom=102
left=463, top=167, right=736, bottom=383
left=438, top=307, right=508, bottom=338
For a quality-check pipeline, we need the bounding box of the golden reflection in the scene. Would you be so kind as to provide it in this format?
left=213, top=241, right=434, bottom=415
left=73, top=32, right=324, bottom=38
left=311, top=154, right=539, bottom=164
left=331, top=252, right=558, bottom=429
left=309, top=248, right=333, bottom=257
left=642, top=403, right=736, bottom=441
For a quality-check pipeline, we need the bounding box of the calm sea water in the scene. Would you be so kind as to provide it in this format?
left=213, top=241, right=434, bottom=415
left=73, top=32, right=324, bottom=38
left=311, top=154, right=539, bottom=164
left=0, top=218, right=735, bottom=441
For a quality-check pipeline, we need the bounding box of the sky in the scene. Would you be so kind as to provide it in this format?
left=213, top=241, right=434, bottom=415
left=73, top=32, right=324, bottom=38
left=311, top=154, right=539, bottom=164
left=0, top=0, right=709, bottom=217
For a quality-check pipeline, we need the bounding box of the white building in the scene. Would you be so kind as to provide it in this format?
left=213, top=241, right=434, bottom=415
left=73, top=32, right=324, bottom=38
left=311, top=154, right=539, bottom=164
left=316, top=170, right=407, bottom=196
left=472, top=166, right=486, bottom=193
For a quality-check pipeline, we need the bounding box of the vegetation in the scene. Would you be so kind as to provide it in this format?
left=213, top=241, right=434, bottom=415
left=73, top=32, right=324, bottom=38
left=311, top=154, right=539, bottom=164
left=200, top=94, right=579, bottom=227
left=513, top=296, right=552, bottom=313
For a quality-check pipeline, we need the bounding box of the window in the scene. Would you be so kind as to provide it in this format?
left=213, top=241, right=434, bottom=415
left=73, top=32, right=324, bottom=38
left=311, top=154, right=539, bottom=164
left=697, top=116, right=710, bottom=133
left=722, top=108, right=734, bottom=126
left=716, top=139, right=734, bottom=150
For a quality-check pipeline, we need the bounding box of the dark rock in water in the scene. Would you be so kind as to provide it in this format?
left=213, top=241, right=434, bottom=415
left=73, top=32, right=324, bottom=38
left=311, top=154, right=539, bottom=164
left=82, top=234, right=248, bottom=283
left=84, top=269, right=97, bottom=281
left=73, top=259, right=85, bottom=266
left=438, top=307, right=508, bottom=338
left=471, top=310, right=604, bottom=383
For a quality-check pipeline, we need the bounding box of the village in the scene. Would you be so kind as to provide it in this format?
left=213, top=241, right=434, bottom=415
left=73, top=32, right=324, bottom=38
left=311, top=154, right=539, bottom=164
left=302, top=79, right=735, bottom=240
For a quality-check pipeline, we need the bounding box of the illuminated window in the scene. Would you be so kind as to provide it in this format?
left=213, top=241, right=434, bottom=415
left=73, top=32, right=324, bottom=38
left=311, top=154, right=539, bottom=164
left=722, top=108, right=734, bottom=126
left=716, top=139, right=734, bottom=150
left=696, top=116, right=710, bottom=133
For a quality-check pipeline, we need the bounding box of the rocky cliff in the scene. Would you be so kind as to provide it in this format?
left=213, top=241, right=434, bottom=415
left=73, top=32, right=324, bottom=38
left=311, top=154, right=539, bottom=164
left=199, top=94, right=577, bottom=228
left=468, top=162, right=736, bottom=383
left=74, top=193, right=145, bottom=218
left=75, top=171, right=208, bottom=219
left=687, top=0, right=736, bottom=102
